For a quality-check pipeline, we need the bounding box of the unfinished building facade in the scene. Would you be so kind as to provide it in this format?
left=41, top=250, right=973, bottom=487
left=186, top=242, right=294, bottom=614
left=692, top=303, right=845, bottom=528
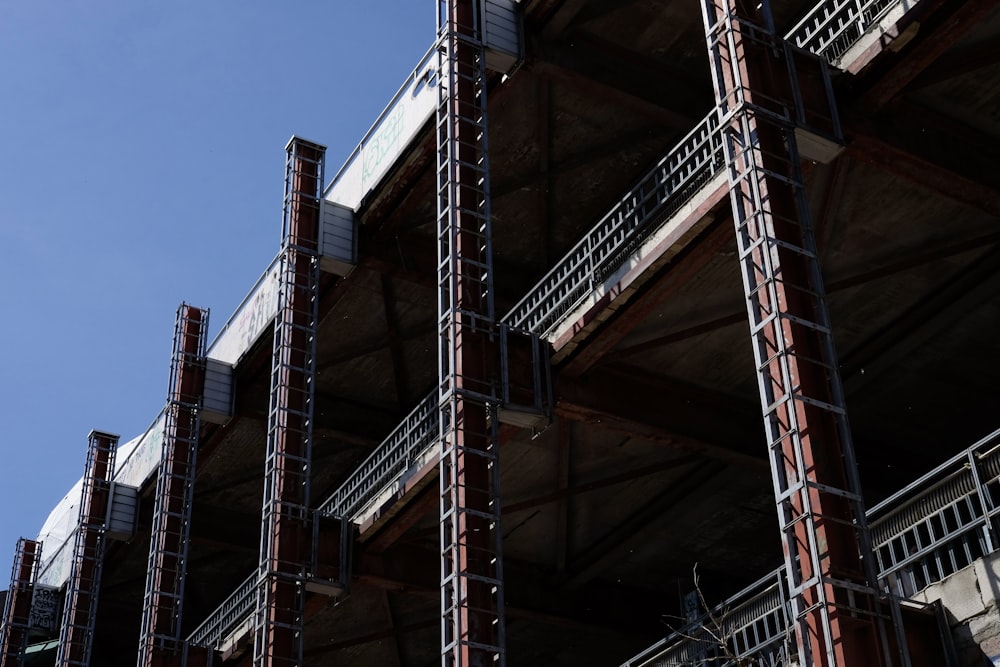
left=3, top=0, right=1000, bottom=665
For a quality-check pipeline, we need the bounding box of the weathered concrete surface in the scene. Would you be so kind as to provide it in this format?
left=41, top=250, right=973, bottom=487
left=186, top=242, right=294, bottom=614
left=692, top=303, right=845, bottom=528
left=915, top=551, right=1000, bottom=666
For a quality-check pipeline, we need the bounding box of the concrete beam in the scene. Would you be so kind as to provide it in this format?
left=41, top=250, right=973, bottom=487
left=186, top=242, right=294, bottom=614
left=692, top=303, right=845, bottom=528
left=604, top=228, right=1000, bottom=362
left=554, top=366, right=764, bottom=467
left=909, top=35, right=1000, bottom=89
left=841, top=243, right=1000, bottom=391
left=529, top=54, right=695, bottom=129
left=491, top=124, right=670, bottom=200
left=558, top=215, right=731, bottom=377
left=856, top=0, right=999, bottom=111
left=847, top=134, right=1000, bottom=220
left=552, top=460, right=726, bottom=590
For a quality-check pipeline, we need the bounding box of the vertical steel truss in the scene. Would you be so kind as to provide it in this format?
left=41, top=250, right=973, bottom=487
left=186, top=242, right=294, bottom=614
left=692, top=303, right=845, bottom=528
left=56, top=431, right=118, bottom=667
left=700, top=0, right=906, bottom=665
left=0, top=539, right=41, bottom=667
left=253, top=137, right=324, bottom=667
left=139, top=304, right=210, bottom=667
left=436, top=2, right=506, bottom=666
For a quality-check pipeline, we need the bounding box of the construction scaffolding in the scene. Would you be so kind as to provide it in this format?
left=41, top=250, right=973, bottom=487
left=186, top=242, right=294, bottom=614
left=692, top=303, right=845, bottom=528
left=700, top=0, right=906, bottom=664
left=138, top=304, right=210, bottom=667
left=436, top=2, right=506, bottom=666
left=56, top=431, right=119, bottom=667
left=252, top=137, right=325, bottom=667
left=0, top=539, right=41, bottom=667
left=4, top=0, right=994, bottom=663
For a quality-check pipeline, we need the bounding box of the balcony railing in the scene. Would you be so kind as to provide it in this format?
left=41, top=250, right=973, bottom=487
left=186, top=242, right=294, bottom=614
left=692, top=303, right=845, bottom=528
left=503, top=111, right=724, bottom=337
left=620, top=427, right=1000, bottom=666
left=785, top=0, right=918, bottom=61
left=186, top=391, right=441, bottom=649
left=621, top=569, right=792, bottom=667
left=187, top=571, right=257, bottom=650
left=317, top=389, right=440, bottom=520
left=505, top=0, right=929, bottom=343
left=185, top=0, right=940, bottom=654
left=870, top=432, right=1000, bottom=598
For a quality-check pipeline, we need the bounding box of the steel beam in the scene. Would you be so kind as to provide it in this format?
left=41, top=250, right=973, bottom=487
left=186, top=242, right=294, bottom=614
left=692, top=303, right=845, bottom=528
left=436, top=2, right=507, bottom=666
left=0, top=539, right=41, bottom=667
left=701, top=0, right=903, bottom=662
left=138, top=304, right=209, bottom=667
left=56, top=431, right=119, bottom=667
left=253, top=137, right=325, bottom=667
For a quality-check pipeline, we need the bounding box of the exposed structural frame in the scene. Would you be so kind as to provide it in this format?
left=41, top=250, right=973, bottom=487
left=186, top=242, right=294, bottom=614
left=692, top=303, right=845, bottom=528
left=138, top=304, right=210, bottom=667
left=253, top=137, right=325, bottom=667
left=622, top=428, right=1000, bottom=665
left=56, top=431, right=119, bottom=667
left=436, top=1, right=507, bottom=666
left=0, top=539, right=42, bottom=667
left=700, top=0, right=908, bottom=664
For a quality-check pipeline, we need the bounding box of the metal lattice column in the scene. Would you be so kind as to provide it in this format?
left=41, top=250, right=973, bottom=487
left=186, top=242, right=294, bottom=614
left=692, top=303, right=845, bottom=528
left=56, top=431, right=119, bottom=667
left=139, top=304, right=210, bottom=667
left=0, top=539, right=41, bottom=667
left=699, top=1, right=906, bottom=665
left=436, top=2, right=506, bottom=666
left=253, top=137, right=324, bottom=667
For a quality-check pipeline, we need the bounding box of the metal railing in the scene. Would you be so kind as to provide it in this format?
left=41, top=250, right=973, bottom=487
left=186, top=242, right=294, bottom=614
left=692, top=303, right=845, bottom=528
left=870, top=431, right=1000, bottom=598
left=620, top=428, right=1000, bottom=666
left=785, top=0, right=916, bottom=61
left=317, top=389, right=440, bottom=520
left=502, top=111, right=724, bottom=337
left=322, top=43, right=439, bottom=210
left=183, top=0, right=935, bottom=655
left=186, top=391, right=441, bottom=650
left=622, top=569, right=792, bottom=667
left=186, top=572, right=257, bottom=650
left=504, top=0, right=927, bottom=342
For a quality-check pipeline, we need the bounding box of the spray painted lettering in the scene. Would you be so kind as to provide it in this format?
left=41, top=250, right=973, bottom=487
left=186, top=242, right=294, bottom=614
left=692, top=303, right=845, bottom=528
left=362, top=105, right=405, bottom=189
left=208, top=263, right=281, bottom=366
left=30, top=586, right=59, bottom=633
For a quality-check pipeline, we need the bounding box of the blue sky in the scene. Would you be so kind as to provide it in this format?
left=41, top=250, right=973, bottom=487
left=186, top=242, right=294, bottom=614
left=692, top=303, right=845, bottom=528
left=0, top=3, right=432, bottom=583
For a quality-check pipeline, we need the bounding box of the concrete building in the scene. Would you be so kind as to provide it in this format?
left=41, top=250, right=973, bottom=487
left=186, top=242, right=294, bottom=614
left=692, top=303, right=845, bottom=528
left=2, top=0, right=999, bottom=665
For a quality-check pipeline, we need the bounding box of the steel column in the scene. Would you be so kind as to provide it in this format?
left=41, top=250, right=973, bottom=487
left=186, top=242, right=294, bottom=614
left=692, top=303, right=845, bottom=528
left=253, top=137, right=324, bottom=667
left=139, top=304, right=210, bottom=667
left=700, top=0, right=905, bottom=664
left=0, top=539, right=41, bottom=667
left=436, top=1, right=506, bottom=666
left=56, top=431, right=119, bottom=667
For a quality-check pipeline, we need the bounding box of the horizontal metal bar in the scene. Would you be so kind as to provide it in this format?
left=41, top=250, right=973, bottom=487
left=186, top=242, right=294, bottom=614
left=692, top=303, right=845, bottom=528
left=502, top=110, right=724, bottom=336
left=186, top=571, right=257, bottom=649
left=622, top=428, right=1000, bottom=666
left=317, top=389, right=440, bottom=520
left=785, top=0, right=916, bottom=60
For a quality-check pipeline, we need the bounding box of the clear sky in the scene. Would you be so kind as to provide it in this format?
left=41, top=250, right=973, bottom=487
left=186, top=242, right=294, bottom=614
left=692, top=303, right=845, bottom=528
left=0, top=2, right=432, bottom=585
